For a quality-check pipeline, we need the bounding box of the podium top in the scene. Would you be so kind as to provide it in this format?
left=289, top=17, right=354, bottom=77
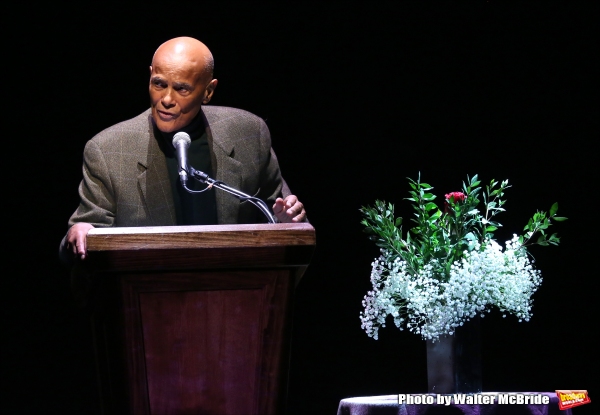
left=87, top=222, right=315, bottom=251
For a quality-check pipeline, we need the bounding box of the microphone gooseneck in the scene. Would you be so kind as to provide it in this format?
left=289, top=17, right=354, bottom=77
left=171, top=130, right=277, bottom=224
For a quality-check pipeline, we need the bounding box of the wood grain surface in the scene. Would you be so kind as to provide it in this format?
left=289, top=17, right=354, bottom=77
left=87, top=223, right=315, bottom=251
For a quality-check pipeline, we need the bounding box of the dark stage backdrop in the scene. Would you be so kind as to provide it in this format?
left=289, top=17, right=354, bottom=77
left=5, top=4, right=596, bottom=414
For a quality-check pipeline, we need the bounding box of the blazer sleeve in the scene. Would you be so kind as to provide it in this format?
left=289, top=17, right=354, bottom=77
left=256, top=118, right=306, bottom=222
left=257, top=119, right=287, bottom=206
left=69, top=140, right=117, bottom=228
left=59, top=140, right=117, bottom=263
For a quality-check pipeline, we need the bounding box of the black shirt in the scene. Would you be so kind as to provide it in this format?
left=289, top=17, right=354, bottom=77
left=154, top=113, right=218, bottom=225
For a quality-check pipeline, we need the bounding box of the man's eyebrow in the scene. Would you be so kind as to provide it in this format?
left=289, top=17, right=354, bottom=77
left=172, top=81, right=195, bottom=90
left=149, top=77, right=194, bottom=90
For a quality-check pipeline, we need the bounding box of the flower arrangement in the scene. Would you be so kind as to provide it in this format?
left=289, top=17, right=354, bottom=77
left=360, top=174, right=566, bottom=342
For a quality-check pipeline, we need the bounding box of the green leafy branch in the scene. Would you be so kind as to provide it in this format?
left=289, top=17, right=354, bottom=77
left=479, top=178, right=511, bottom=242
left=360, top=173, right=566, bottom=283
left=360, top=200, right=420, bottom=276
left=519, top=202, right=567, bottom=247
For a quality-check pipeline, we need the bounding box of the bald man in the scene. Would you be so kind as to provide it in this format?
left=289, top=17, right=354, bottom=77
left=62, top=37, right=306, bottom=261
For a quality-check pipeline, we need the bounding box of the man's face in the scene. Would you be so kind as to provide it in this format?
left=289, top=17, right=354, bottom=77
left=149, top=58, right=216, bottom=133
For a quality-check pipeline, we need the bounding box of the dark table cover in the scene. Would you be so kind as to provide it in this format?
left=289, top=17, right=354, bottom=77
left=337, top=393, right=572, bottom=415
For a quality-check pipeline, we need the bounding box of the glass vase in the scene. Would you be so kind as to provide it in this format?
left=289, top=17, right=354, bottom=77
left=426, top=315, right=482, bottom=394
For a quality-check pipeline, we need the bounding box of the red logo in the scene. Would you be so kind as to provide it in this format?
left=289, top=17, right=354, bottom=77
left=555, top=390, right=591, bottom=410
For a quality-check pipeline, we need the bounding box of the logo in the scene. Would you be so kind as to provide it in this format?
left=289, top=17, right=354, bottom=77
left=555, top=390, right=591, bottom=410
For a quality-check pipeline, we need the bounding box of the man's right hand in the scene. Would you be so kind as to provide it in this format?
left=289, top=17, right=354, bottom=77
left=66, top=223, right=95, bottom=260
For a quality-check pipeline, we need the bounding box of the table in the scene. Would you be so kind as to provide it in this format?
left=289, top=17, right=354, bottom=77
left=337, top=393, right=572, bottom=415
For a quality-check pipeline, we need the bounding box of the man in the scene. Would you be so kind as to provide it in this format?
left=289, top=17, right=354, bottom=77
left=62, top=37, right=306, bottom=260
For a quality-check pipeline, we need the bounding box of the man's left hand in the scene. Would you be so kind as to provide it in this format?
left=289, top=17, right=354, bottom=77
left=273, top=195, right=306, bottom=223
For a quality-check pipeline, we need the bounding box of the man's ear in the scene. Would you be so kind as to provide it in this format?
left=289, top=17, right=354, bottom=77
left=203, top=79, right=218, bottom=104
left=149, top=65, right=153, bottom=76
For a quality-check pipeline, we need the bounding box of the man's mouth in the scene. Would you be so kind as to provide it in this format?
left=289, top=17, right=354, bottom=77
left=157, top=110, right=177, bottom=121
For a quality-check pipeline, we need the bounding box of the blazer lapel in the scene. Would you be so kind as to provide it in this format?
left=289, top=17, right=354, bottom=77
left=137, top=113, right=177, bottom=226
left=203, top=108, right=242, bottom=224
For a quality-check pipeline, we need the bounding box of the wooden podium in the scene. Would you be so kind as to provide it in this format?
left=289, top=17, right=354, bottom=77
left=84, top=223, right=315, bottom=415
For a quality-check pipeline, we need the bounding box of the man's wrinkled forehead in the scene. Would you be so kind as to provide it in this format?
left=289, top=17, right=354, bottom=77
left=152, top=47, right=205, bottom=77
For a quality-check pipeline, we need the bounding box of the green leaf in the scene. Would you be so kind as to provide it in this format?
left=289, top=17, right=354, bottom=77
left=422, top=193, right=436, bottom=201
left=486, top=226, right=498, bottom=232
left=549, top=202, right=558, bottom=217
left=425, top=202, right=438, bottom=211
left=552, top=216, right=568, bottom=222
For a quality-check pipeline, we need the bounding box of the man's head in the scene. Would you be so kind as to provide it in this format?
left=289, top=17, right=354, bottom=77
left=149, top=37, right=218, bottom=133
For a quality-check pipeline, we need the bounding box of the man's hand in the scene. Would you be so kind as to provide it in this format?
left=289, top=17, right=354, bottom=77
left=66, top=223, right=95, bottom=260
left=273, top=195, right=306, bottom=223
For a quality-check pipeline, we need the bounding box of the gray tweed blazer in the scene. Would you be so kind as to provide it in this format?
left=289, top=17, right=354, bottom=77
left=66, top=106, right=290, bottom=230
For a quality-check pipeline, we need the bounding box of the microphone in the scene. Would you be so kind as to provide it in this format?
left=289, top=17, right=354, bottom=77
left=172, top=132, right=192, bottom=186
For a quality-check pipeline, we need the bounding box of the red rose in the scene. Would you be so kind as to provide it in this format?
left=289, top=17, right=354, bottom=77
left=444, top=192, right=466, bottom=213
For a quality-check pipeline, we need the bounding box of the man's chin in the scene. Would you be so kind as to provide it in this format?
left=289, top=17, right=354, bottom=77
left=157, top=124, right=178, bottom=133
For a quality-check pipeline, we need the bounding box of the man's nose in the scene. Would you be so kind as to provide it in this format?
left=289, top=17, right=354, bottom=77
left=161, top=89, right=175, bottom=108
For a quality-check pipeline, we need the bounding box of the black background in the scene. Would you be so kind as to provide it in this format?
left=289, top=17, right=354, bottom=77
left=4, top=3, right=597, bottom=414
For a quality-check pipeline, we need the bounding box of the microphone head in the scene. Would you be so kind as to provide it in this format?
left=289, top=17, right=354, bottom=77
left=172, top=132, right=192, bottom=149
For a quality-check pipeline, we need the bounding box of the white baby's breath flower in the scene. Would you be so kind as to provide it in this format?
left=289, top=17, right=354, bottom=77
left=360, top=238, right=542, bottom=342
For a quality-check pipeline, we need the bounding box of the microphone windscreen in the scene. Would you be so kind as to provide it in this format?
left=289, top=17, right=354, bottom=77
left=172, top=132, right=192, bottom=148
